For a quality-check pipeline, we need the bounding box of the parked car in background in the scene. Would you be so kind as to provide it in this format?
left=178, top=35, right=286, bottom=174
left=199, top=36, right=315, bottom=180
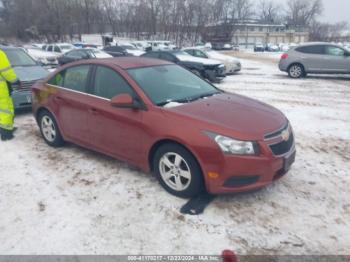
left=0, top=46, right=49, bottom=109
left=254, top=44, right=265, bottom=52
left=131, top=41, right=151, bottom=51
left=117, top=43, right=145, bottom=56
left=212, top=43, right=233, bottom=50
left=58, top=48, right=112, bottom=65
left=232, top=44, right=240, bottom=51
left=142, top=50, right=226, bottom=83
left=32, top=57, right=295, bottom=198
left=265, top=43, right=280, bottom=52
left=183, top=48, right=241, bottom=74
left=23, top=46, right=59, bottom=68
left=103, top=46, right=130, bottom=57
left=279, top=42, right=350, bottom=78
left=73, top=42, right=100, bottom=49
left=146, top=41, right=177, bottom=52
left=42, top=43, right=76, bottom=55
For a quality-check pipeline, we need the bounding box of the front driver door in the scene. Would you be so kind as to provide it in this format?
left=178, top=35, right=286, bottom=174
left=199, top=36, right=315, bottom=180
left=324, top=45, right=350, bottom=73
left=87, top=65, right=145, bottom=162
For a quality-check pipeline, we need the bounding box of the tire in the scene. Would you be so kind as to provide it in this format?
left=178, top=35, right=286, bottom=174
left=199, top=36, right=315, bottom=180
left=288, top=64, right=305, bottom=79
left=38, top=110, right=64, bottom=147
left=153, top=143, right=205, bottom=198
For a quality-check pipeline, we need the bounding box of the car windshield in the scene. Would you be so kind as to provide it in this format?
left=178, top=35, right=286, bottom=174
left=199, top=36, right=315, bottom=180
left=59, top=45, right=74, bottom=50
left=4, top=49, right=37, bottom=67
left=127, top=65, right=221, bottom=106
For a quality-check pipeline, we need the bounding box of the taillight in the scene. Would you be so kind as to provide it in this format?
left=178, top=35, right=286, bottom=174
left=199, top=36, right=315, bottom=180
left=281, top=53, right=288, bottom=59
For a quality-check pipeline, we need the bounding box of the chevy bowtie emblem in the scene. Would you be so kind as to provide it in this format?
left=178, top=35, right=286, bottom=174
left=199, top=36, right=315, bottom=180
left=281, top=129, right=290, bottom=141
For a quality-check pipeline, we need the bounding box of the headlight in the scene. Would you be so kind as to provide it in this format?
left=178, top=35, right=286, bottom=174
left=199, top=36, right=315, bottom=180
left=206, top=132, right=258, bottom=155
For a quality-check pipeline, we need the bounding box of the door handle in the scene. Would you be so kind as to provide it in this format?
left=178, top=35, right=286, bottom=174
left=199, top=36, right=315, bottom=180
left=88, top=108, right=98, bottom=114
left=54, top=96, right=64, bottom=101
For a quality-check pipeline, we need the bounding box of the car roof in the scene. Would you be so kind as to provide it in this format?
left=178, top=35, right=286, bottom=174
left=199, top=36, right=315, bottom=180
left=297, top=42, right=340, bottom=47
left=69, top=57, right=172, bottom=69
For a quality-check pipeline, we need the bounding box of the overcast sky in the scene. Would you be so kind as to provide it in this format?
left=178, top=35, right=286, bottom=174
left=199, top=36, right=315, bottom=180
left=321, top=0, right=350, bottom=23
left=273, top=0, right=350, bottom=24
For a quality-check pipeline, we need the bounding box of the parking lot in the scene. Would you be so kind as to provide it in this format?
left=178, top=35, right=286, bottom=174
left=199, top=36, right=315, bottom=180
left=1, top=52, right=349, bottom=255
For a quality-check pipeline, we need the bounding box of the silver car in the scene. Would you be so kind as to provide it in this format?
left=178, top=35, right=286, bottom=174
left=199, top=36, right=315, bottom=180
left=279, top=42, right=350, bottom=78
left=0, top=46, right=49, bottom=109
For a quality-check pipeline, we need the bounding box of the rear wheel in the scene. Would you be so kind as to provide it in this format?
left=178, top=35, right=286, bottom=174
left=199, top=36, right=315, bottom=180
left=288, top=64, right=305, bottom=79
left=38, top=110, right=64, bottom=147
left=153, top=143, right=204, bottom=198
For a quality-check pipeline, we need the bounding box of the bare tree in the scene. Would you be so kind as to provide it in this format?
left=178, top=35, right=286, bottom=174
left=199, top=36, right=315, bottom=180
left=285, top=0, right=323, bottom=26
left=257, top=0, right=281, bottom=23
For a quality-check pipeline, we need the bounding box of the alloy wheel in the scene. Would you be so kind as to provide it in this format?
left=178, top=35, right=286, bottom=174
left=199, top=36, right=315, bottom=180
left=159, top=152, right=192, bottom=191
left=41, top=115, right=56, bottom=142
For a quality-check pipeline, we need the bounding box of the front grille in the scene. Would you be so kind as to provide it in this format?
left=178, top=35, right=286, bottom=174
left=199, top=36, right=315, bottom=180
left=269, top=133, right=294, bottom=156
left=224, top=176, right=259, bottom=188
left=14, top=80, right=36, bottom=91
left=265, top=123, right=289, bottom=139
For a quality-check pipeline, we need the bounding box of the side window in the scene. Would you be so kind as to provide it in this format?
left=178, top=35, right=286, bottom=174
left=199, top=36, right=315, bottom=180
left=48, top=45, right=53, bottom=52
left=63, top=65, right=90, bottom=92
left=160, top=53, right=176, bottom=62
left=48, top=71, right=65, bottom=86
left=93, top=66, right=135, bottom=99
left=325, top=46, right=345, bottom=56
left=185, top=50, right=194, bottom=56
left=54, top=46, right=61, bottom=53
left=296, top=45, right=324, bottom=55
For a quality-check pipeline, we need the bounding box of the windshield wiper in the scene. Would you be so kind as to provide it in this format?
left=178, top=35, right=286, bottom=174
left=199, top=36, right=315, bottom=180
left=185, top=91, right=221, bottom=102
left=157, top=92, right=221, bottom=107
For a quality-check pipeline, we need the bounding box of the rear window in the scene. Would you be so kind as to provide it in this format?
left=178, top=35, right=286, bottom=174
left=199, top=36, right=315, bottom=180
left=296, top=45, right=324, bottom=55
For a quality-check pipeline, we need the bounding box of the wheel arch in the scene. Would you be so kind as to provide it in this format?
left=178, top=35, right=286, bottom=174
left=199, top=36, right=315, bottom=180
left=148, top=138, right=204, bottom=175
left=288, top=62, right=306, bottom=72
left=35, top=106, right=64, bottom=138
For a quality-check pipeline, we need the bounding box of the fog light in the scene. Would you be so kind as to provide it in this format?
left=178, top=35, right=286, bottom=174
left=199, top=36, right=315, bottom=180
left=208, top=172, right=219, bottom=179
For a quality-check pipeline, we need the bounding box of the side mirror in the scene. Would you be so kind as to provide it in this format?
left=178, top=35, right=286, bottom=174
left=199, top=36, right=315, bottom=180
left=110, top=94, right=143, bottom=110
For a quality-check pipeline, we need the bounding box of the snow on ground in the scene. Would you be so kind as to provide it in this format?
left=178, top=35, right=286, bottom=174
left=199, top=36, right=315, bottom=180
left=0, top=54, right=350, bottom=255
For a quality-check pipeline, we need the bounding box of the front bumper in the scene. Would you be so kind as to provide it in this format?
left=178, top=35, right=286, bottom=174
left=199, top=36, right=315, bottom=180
left=198, top=128, right=296, bottom=194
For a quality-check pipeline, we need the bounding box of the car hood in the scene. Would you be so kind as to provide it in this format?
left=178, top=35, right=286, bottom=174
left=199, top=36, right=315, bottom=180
left=27, top=49, right=58, bottom=59
left=176, top=55, right=221, bottom=65
left=13, top=66, right=49, bottom=82
left=208, top=52, right=240, bottom=63
left=165, top=93, right=287, bottom=140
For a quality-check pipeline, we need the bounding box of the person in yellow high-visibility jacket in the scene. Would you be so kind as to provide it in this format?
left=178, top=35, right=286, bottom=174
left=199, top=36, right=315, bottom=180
left=0, top=49, right=20, bottom=141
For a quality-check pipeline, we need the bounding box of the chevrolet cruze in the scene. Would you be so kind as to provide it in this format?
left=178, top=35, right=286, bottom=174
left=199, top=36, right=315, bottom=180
left=32, top=57, right=296, bottom=198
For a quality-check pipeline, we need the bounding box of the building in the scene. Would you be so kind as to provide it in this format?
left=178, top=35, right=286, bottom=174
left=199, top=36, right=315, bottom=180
left=202, top=20, right=309, bottom=48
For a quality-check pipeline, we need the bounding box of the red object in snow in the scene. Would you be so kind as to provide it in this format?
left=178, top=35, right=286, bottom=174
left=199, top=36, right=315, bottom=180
left=222, top=249, right=237, bottom=262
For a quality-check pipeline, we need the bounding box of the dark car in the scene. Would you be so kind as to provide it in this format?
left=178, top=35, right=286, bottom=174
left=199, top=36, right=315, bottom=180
left=32, top=57, right=295, bottom=198
left=1, top=46, right=49, bottom=109
left=58, top=49, right=112, bottom=65
left=103, top=46, right=130, bottom=57
left=254, top=44, right=265, bottom=52
left=141, top=50, right=226, bottom=83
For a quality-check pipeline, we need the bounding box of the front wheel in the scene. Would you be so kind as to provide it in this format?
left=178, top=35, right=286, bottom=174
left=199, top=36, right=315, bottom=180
left=153, top=143, right=205, bottom=198
left=288, top=64, right=305, bottom=79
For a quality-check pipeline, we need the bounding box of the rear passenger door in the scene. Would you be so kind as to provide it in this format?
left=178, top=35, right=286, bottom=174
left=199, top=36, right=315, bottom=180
left=48, top=65, right=92, bottom=144
left=296, top=45, right=325, bottom=72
